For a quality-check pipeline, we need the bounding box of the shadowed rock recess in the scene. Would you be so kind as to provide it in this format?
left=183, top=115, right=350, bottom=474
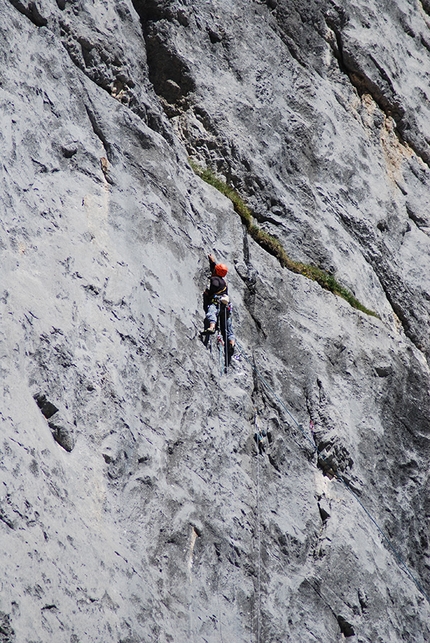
left=1, top=0, right=430, bottom=641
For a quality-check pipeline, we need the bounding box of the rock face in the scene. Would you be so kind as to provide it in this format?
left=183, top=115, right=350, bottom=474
left=1, top=0, right=430, bottom=641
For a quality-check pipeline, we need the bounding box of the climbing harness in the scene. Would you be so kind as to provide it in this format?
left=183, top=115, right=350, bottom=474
left=235, top=340, right=430, bottom=606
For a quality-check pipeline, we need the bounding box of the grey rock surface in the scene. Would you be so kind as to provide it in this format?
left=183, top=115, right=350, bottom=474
left=1, top=0, right=430, bottom=641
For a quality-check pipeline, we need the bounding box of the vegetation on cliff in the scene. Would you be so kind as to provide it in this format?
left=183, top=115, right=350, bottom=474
left=190, top=160, right=378, bottom=317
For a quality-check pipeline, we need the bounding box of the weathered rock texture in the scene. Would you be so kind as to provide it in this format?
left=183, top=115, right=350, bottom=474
left=1, top=0, right=430, bottom=641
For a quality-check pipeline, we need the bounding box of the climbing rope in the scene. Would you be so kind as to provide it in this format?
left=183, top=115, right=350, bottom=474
left=223, top=306, right=229, bottom=374
left=217, top=331, right=225, bottom=376
left=216, top=573, right=225, bottom=643
left=254, top=410, right=262, bottom=643
left=235, top=339, right=430, bottom=606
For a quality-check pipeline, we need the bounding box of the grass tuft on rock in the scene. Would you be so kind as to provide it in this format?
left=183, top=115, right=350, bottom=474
left=190, top=159, right=378, bottom=317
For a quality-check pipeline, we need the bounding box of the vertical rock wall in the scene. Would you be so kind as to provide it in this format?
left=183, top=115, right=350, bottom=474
left=1, top=1, right=429, bottom=641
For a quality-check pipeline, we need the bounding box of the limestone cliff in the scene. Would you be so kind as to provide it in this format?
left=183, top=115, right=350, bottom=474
left=1, top=1, right=430, bottom=641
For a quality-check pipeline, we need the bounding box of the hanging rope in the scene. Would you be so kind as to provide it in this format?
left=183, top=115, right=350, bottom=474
left=223, top=306, right=229, bottom=374
left=217, top=331, right=224, bottom=376
left=254, top=410, right=262, bottom=643
left=235, top=339, right=430, bottom=605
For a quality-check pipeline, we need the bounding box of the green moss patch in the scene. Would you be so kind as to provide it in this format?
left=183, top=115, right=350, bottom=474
left=190, top=159, right=378, bottom=317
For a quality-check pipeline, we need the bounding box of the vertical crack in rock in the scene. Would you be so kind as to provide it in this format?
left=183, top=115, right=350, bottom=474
left=9, top=1, right=176, bottom=143
left=131, top=0, right=196, bottom=116
left=317, top=186, right=429, bottom=359
left=274, top=0, right=430, bottom=210
left=325, top=10, right=430, bottom=169
left=187, top=525, right=201, bottom=581
left=84, top=103, right=115, bottom=163
left=234, top=228, right=264, bottom=335
left=271, top=0, right=334, bottom=72
left=334, top=205, right=429, bottom=359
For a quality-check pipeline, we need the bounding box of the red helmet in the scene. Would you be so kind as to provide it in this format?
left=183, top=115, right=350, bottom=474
left=214, top=263, right=228, bottom=277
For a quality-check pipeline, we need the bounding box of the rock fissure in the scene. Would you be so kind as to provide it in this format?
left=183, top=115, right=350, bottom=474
left=326, top=19, right=430, bottom=170
left=332, top=203, right=429, bottom=360
left=131, top=0, right=196, bottom=117
left=84, top=103, right=115, bottom=163
left=56, top=11, right=173, bottom=140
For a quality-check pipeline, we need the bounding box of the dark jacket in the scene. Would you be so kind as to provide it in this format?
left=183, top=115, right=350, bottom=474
left=207, top=275, right=227, bottom=297
left=207, top=256, right=227, bottom=296
left=204, top=257, right=228, bottom=310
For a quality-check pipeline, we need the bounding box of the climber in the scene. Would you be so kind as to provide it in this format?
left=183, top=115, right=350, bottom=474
left=202, top=253, right=235, bottom=354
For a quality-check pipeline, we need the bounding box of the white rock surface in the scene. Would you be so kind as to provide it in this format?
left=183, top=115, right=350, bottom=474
left=1, top=1, right=429, bottom=641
